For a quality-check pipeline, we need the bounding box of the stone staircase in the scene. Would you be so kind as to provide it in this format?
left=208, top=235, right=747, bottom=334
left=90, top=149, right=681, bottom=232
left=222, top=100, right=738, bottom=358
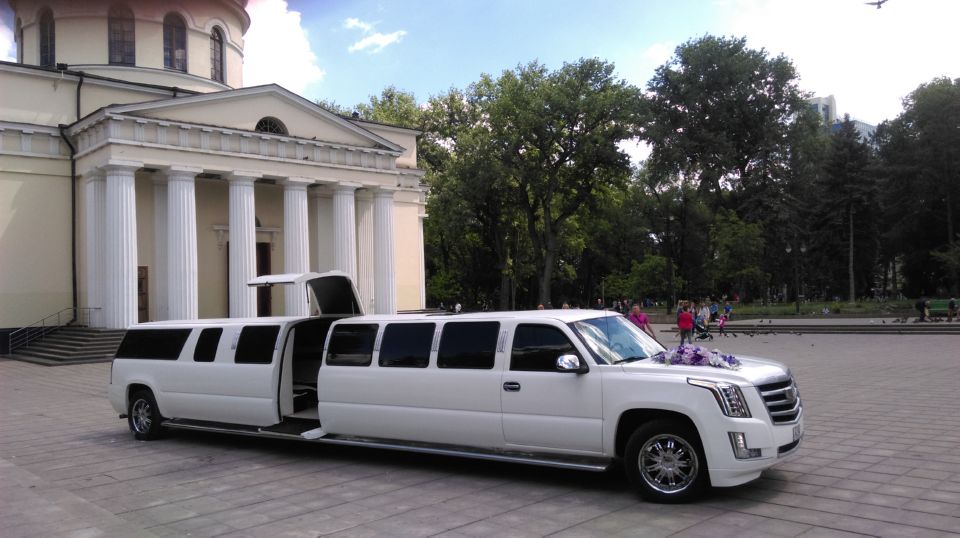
left=11, top=326, right=126, bottom=365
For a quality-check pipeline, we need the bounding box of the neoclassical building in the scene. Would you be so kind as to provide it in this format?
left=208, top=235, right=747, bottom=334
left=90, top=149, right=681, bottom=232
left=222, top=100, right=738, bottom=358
left=0, top=0, right=427, bottom=342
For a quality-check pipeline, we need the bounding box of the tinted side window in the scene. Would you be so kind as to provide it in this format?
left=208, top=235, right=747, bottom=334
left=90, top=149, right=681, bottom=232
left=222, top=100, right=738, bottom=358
left=116, top=329, right=191, bottom=360
left=326, top=324, right=378, bottom=366
left=511, top=325, right=580, bottom=372
left=193, top=328, right=222, bottom=362
left=437, top=322, right=499, bottom=369
left=379, top=323, right=434, bottom=368
left=235, top=325, right=280, bottom=364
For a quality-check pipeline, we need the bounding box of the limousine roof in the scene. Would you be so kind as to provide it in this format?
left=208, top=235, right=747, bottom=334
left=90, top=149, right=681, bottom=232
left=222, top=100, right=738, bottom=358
left=337, top=309, right=625, bottom=323
left=130, top=309, right=624, bottom=328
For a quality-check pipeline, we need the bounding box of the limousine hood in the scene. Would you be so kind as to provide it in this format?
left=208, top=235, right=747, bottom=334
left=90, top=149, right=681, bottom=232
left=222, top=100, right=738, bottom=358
left=248, top=271, right=364, bottom=315
left=623, top=354, right=791, bottom=386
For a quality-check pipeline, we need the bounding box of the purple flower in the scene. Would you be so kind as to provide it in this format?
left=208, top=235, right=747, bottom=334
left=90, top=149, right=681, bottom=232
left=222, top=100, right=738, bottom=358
left=649, top=345, right=741, bottom=370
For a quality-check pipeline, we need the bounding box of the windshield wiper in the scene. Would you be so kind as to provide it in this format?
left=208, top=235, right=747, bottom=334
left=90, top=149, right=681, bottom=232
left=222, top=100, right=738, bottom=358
left=613, top=355, right=646, bottom=364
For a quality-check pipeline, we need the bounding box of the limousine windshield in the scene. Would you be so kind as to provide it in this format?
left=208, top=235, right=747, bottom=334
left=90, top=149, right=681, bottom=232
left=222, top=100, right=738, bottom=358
left=571, top=315, right=665, bottom=364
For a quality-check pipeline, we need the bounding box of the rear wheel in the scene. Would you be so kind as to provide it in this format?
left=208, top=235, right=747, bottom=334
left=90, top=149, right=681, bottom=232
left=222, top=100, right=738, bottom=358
left=624, top=419, right=708, bottom=503
left=128, top=390, right=163, bottom=440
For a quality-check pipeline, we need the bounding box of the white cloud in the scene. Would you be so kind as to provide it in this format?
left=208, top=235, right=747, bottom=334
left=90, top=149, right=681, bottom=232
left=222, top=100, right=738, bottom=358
left=344, top=17, right=406, bottom=54
left=348, top=30, right=407, bottom=53
left=619, top=138, right=653, bottom=166
left=720, top=0, right=960, bottom=125
left=0, top=14, right=16, bottom=62
left=243, top=0, right=324, bottom=94
left=343, top=17, right=373, bottom=33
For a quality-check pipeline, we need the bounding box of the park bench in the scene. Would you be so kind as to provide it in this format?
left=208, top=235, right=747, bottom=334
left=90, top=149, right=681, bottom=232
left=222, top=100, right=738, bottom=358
left=928, top=299, right=952, bottom=316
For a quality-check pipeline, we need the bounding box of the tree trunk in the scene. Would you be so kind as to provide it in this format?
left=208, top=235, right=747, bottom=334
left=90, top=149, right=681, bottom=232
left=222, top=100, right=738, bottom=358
left=946, top=186, right=958, bottom=296
left=538, top=234, right=557, bottom=307
left=498, top=258, right=511, bottom=311
left=848, top=206, right=856, bottom=303
left=891, top=259, right=898, bottom=298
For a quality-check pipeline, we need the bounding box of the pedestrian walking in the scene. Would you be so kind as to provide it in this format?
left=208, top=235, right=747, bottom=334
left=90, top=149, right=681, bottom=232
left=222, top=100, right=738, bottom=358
left=678, top=306, right=694, bottom=345
left=628, top=304, right=657, bottom=341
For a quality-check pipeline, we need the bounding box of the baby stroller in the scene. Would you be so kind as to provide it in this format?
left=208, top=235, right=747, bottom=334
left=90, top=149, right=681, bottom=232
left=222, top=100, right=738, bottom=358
left=694, top=320, right=713, bottom=341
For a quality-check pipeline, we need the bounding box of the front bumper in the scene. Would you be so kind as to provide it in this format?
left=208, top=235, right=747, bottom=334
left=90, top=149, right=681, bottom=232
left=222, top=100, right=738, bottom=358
left=704, top=412, right=804, bottom=487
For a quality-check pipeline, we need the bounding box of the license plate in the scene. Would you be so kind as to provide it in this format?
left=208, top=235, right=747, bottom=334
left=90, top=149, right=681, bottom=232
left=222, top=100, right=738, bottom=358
left=792, top=424, right=802, bottom=442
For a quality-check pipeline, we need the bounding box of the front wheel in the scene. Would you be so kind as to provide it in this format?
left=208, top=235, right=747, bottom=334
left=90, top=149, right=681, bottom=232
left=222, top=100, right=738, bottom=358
left=128, top=390, right=163, bottom=440
left=624, top=419, right=708, bottom=503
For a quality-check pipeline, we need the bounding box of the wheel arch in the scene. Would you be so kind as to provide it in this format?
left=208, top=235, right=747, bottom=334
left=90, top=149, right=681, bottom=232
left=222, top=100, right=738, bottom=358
left=614, top=408, right=701, bottom=458
left=126, top=383, right=155, bottom=409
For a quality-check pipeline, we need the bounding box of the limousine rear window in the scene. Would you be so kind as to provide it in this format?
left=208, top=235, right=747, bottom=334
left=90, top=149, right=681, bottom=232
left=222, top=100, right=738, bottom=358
left=115, top=329, right=192, bottom=360
left=437, top=321, right=499, bottom=369
left=235, top=325, right=281, bottom=364
left=379, top=323, right=434, bottom=368
left=327, top=324, right=378, bottom=366
left=193, top=328, right=222, bottom=362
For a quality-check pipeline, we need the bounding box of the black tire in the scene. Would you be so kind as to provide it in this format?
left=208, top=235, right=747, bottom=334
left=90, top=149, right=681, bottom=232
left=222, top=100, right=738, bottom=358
left=624, top=419, right=709, bottom=503
left=128, top=390, right=163, bottom=440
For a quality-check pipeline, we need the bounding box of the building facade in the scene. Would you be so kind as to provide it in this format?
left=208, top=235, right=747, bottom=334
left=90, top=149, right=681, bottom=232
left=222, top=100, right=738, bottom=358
left=1, top=0, right=427, bottom=343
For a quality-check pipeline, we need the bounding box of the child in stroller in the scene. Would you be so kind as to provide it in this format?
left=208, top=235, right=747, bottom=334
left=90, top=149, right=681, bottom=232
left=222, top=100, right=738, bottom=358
left=694, top=318, right=713, bottom=341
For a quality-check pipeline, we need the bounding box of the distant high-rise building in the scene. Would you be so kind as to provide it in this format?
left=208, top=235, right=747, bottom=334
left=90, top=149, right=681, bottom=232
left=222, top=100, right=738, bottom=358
left=808, top=95, right=876, bottom=143
left=809, top=95, right=837, bottom=125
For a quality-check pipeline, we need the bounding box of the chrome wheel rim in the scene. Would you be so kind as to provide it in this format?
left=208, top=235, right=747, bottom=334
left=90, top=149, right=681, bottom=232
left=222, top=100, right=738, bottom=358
left=639, top=434, right=698, bottom=494
left=131, top=398, right=152, bottom=433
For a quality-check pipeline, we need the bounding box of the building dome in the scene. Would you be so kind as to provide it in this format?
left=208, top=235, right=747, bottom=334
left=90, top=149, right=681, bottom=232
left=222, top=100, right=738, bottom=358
left=10, top=0, right=249, bottom=91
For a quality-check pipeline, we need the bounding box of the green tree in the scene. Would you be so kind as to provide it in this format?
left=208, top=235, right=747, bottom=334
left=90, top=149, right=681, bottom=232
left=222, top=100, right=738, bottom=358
left=486, top=59, right=644, bottom=306
left=642, top=35, right=807, bottom=209
left=818, top=117, right=879, bottom=302
left=709, top=209, right=767, bottom=302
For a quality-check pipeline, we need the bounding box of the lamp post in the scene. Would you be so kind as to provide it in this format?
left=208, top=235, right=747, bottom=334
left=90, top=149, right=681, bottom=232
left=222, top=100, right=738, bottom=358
left=785, top=243, right=807, bottom=315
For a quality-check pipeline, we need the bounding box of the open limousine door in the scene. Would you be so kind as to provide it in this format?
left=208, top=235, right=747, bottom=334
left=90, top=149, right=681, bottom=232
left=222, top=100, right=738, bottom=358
left=247, top=271, right=365, bottom=316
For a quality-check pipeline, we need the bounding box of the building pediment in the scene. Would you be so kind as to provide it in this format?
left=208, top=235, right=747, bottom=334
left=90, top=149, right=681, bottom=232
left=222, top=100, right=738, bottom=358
left=81, top=84, right=404, bottom=153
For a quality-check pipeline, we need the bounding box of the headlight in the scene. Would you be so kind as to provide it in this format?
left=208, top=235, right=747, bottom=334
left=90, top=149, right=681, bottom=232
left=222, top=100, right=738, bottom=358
left=688, top=378, right=751, bottom=417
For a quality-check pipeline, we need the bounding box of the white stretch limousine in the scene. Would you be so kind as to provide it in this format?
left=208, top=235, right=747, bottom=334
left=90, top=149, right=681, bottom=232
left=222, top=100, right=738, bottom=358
left=109, top=272, right=802, bottom=502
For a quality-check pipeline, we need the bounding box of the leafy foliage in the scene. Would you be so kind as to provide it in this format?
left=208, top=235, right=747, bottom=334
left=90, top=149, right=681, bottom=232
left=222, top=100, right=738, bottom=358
left=344, top=41, right=958, bottom=310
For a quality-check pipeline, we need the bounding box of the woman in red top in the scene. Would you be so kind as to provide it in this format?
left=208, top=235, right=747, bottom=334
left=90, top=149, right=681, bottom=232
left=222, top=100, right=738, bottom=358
left=628, top=304, right=657, bottom=341
left=677, top=306, right=694, bottom=345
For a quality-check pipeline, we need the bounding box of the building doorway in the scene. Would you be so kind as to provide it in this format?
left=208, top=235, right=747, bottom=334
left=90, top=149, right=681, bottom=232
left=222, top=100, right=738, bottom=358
left=137, top=266, right=149, bottom=323
left=256, top=242, right=271, bottom=316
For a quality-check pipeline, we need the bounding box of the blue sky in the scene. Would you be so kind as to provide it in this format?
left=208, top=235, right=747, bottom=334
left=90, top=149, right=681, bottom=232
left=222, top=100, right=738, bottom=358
left=285, top=0, right=716, bottom=109
left=2, top=0, right=958, bottom=128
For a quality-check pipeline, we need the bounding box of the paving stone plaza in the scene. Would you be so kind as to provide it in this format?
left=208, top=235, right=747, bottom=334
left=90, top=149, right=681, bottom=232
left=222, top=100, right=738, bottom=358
left=2, top=329, right=960, bottom=537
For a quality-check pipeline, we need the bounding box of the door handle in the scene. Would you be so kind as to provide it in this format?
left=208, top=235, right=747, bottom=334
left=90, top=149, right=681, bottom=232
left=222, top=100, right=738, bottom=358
left=503, top=381, right=521, bottom=392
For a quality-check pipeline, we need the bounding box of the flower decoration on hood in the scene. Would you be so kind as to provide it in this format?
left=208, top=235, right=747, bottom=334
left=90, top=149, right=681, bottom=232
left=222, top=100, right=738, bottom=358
left=651, top=344, right=742, bottom=370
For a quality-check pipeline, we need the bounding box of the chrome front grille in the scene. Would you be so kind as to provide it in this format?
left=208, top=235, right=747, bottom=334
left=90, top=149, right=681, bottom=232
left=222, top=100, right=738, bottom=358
left=757, top=377, right=801, bottom=424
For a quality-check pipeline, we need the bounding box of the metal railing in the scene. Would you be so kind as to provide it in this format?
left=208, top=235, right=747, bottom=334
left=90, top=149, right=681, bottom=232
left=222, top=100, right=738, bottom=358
left=6, top=307, right=100, bottom=354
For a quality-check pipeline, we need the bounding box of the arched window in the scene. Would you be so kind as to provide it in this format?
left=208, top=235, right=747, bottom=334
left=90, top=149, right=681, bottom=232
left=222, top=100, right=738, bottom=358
left=38, top=8, right=55, bottom=67
left=15, top=18, right=23, bottom=63
left=209, top=26, right=224, bottom=82
left=108, top=5, right=135, bottom=65
left=163, top=13, right=187, bottom=71
left=255, top=117, right=287, bottom=135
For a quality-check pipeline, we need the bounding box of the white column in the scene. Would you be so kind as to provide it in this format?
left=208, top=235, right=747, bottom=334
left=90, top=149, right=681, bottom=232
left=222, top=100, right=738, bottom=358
left=332, top=183, right=359, bottom=284
left=419, top=211, right=427, bottom=310
left=282, top=178, right=311, bottom=316
left=355, top=189, right=375, bottom=313
left=83, top=170, right=105, bottom=327
left=227, top=172, right=259, bottom=318
left=373, top=187, right=397, bottom=315
left=103, top=162, right=140, bottom=329
left=312, top=189, right=334, bottom=272
left=166, top=166, right=201, bottom=320
left=152, top=175, right=168, bottom=321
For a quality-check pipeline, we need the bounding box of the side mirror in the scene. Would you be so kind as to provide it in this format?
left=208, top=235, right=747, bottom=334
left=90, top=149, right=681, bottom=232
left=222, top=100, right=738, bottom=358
left=556, top=354, right=587, bottom=373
